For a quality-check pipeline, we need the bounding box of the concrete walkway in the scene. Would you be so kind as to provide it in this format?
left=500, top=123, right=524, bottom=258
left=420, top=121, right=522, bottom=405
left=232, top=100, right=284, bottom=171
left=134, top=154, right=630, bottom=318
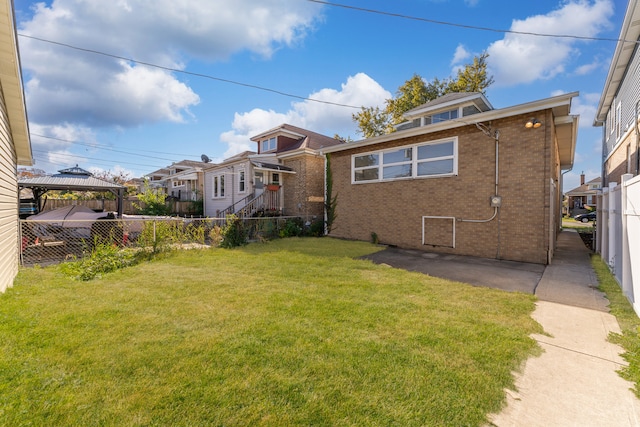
left=489, top=230, right=640, bottom=426
left=364, top=231, right=640, bottom=426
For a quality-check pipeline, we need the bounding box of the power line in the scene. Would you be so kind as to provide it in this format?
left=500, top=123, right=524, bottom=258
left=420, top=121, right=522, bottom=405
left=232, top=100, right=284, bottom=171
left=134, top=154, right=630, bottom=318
left=31, top=133, right=200, bottom=158
left=31, top=133, right=190, bottom=162
left=308, top=0, right=636, bottom=44
left=18, top=33, right=362, bottom=110
left=32, top=149, right=166, bottom=169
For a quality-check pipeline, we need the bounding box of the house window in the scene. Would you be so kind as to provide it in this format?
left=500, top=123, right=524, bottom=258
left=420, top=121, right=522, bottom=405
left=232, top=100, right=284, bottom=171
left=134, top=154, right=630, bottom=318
left=172, top=180, right=185, bottom=187
left=430, top=109, right=459, bottom=124
left=212, top=174, right=225, bottom=198
left=239, top=169, right=246, bottom=193
left=616, top=102, right=622, bottom=139
left=261, top=137, right=277, bottom=152
left=352, top=138, right=457, bottom=183
left=271, top=173, right=280, bottom=185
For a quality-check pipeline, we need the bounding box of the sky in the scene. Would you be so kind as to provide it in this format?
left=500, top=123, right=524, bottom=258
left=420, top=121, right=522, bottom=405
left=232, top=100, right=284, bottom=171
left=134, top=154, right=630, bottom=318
left=12, top=0, right=629, bottom=191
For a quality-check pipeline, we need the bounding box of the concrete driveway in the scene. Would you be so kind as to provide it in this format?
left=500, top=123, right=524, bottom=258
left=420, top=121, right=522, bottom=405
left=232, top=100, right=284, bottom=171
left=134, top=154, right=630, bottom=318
left=363, top=248, right=546, bottom=294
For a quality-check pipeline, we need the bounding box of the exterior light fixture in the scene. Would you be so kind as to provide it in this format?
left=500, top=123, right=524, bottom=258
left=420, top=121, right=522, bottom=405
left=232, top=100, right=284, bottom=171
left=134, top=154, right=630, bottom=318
left=525, top=118, right=542, bottom=129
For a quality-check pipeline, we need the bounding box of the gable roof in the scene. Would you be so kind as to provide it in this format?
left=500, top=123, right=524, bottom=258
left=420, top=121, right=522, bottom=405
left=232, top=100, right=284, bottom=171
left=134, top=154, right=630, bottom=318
left=250, top=123, right=344, bottom=153
left=0, top=0, right=31, bottom=165
left=565, top=177, right=602, bottom=196
left=594, top=0, right=640, bottom=124
left=324, top=92, right=579, bottom=169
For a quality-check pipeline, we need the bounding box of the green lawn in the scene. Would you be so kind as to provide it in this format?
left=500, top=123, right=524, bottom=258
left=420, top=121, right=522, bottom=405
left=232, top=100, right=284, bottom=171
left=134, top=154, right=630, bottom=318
left=592, top=255, right=640, bottom=398
left=1, top=238, right=541, bottom=426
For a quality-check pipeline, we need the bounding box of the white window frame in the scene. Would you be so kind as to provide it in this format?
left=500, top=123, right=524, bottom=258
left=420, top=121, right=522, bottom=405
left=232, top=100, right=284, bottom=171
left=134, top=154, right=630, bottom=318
left=261, top=137, right=277, bottom=152
left=351, top=137, right=458, bottom=184
left=172, top=180, right=185, bottom=188
left=238, top=168, right=246, bottom=193
left=212, top=173, right=225, bottom=198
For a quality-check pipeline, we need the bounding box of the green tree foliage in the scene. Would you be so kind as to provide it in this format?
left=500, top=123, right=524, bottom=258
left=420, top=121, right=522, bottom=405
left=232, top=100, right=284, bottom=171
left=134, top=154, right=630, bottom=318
left=450, top=53, right=494, bottom=93
left=353, top=53, right=494, bottom=137
left=325, top=154, right=338, bottom=233
left=134, top=179, right=171, bottom=215
left=352, top=105, right=392, bottom=139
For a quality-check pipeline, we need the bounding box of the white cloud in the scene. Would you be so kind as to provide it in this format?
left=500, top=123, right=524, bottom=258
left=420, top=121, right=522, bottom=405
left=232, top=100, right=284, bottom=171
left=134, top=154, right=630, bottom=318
left=18, top=0, right=323, bottom=128
left=574, top=58, right=603, bottom=75
left=218, top=73, right=391, bottom=158
left=572, top=93, right=600, bottom=128
left=487, top=0, right=613, bottom=86
left=451, top=44, right=471, bottom=66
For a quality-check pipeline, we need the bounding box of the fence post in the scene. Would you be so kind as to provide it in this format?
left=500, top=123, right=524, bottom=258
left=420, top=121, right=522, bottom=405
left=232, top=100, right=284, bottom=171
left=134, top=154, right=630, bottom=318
left=621, top=174, right=633, bottom=301
left=607, top=182, right=617, bottom=272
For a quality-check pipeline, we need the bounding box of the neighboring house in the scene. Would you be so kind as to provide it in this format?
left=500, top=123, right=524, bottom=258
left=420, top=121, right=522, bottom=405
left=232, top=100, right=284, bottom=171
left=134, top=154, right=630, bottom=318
left=203, top=124, right=343, bottom=219
left=593, top=0, right=640, bottom=315
left=144, top=160, right=208, bottom=201
left=593, top=0, right=640, bottom=186
left=323, top=92, right=579, bottom=265
left=565, top=174, right=601, bottom=215
left=0, top=0, right=33, bottom=292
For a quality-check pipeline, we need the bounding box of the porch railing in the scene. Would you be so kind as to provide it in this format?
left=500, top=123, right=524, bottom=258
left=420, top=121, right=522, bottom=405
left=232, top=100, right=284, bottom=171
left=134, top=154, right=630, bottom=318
left=218, top=193, right=255, bottom=217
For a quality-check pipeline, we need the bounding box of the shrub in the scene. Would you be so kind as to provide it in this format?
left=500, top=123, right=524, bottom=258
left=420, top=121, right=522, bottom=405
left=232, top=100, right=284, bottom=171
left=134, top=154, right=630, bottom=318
left=209, top=225, right=223, bottom=247
left=59, top=240, right=137, bottom=281
left=220, top=215, right=248, bottom=248
left=279, top=218, right=303, bottom=238
left=308, top=219, right=325, bottom=237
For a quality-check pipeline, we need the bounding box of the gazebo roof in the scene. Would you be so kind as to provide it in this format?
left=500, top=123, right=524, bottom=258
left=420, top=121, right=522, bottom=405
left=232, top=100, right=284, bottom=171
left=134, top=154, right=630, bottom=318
left=18, top=165, right=126, bottom=216
left=18, top=165, right=125, bottom=192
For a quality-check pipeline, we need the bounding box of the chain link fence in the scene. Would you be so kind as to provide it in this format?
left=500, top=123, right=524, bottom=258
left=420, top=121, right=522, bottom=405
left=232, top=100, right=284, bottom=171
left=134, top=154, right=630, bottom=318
left=20, top=215, right=323, bottom=266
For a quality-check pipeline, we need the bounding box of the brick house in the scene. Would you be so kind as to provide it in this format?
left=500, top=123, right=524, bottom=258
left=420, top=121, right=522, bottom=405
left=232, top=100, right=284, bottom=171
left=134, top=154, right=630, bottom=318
left=0, top=0, right=33, bottom=292
left=323, top=92, right=579, bottom=265
left=203, top=124, right=343, bottom=219
left=565, top=173, right=601, bottom=216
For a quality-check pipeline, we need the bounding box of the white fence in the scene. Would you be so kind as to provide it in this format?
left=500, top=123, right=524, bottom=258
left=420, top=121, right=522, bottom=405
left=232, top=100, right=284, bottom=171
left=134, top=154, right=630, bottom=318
left=597, top=173, right=640, bottom=316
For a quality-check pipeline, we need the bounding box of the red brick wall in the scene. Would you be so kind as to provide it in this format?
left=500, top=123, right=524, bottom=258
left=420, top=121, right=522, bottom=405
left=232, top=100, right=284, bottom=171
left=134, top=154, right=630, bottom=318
left=328, top=111, right=555, bottom=264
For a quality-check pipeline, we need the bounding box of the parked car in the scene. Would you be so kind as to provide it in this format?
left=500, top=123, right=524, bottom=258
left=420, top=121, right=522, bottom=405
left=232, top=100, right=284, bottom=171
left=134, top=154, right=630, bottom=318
left=19, top=199, right=38, bottom=219
left=574, top=211, right=596, bottom=223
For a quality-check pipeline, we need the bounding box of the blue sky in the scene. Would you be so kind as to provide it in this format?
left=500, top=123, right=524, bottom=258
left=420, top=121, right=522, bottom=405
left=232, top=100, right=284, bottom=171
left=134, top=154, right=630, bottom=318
left=13, top=0, right=628, bottom=190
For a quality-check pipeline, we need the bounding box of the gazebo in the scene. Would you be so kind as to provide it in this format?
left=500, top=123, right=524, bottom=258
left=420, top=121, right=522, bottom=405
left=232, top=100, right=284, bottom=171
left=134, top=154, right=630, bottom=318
left=18, top=166, right=126, bottom=217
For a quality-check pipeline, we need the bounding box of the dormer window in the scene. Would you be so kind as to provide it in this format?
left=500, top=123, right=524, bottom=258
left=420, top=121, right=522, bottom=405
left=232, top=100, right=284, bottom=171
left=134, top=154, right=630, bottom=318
left=261, top=137, right=277, bottom=152
left=425, top=108, right=459, bottom=125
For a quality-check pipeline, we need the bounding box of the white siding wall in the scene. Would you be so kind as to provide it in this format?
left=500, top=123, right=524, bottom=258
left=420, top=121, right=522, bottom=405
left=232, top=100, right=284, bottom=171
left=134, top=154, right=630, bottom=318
left=203, top=161, right=253, bottom=217
left=0, top=89, right=19, bottom=292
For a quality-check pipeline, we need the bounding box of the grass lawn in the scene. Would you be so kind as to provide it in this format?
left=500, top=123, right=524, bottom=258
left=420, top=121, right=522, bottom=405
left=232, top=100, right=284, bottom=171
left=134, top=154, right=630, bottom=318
left=592, top=255, right=640, bottom=398
left=1, top=238, right=541, bottom=426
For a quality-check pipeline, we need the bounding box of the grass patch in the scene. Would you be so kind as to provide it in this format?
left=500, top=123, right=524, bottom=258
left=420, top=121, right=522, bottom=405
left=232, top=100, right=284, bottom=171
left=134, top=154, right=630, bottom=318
left=591, top=255, right=640, bottom=397
left=2, top=238, right=541, bottom=426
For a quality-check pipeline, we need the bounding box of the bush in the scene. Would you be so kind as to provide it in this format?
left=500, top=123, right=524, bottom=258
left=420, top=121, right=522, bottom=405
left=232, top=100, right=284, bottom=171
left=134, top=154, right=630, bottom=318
left=59, top=240, right=137, bottom=281
left=279, top=218, right=303, bottom=238
left=308, top=219, right=325, bottom=237
left=220, top=215, right=248, bottom=248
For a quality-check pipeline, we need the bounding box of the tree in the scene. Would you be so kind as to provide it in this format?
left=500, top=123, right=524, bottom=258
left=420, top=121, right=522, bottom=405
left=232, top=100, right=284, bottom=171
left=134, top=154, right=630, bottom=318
left=353, top=53, right=494, bottom=137
left=352, top=105, right=393, bottom=139
left=134, top=179, right=171, bottom=216
left=450, top=52, right=494, bottom=93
